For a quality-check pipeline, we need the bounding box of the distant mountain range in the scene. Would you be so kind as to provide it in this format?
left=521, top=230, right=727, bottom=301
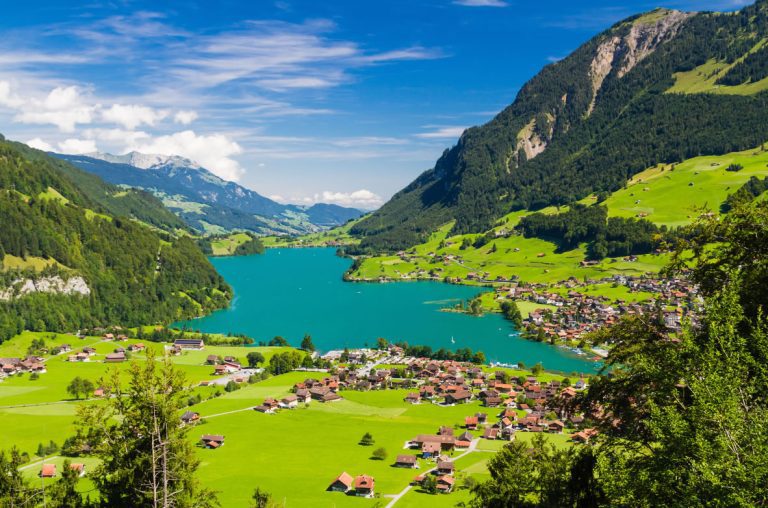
left=55, top=151, right=364, bottom=235
left=352, top=1, right=768, bottom=252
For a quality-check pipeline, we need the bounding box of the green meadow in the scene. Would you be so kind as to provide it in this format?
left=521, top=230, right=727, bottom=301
left=0, top=332, right=576, bottom=507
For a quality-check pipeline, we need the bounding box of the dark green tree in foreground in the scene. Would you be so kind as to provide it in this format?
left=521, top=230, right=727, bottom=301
left=359, top=432, right=375, bottom=446
left=77, top=350, right=217, bottom=507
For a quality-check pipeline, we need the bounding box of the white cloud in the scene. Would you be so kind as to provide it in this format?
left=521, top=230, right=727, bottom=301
left=174, top=110, right=198, bottom=125
left=58, top=138, right=98, bottom=154
left=317, top=189, right=383, bottom=209
left=415, top=126, right=466, bottom=139
left=26, top=137, right=53, bottom=152
left=0, top=81, right=24, bottom=108
left=82, top=128, right=150, bottom=145
left=102, top=104, right=168, bottom=129
left=14, top=85, right=96, bottom=132
left=454, top=0, right=508, bottom=6
left=129, top=130, right=243, bottom=181
left=268, top=194, right=286, bottom=202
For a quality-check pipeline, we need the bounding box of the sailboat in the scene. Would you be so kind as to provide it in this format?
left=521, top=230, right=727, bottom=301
left=450, top=336, right=456, bottom=344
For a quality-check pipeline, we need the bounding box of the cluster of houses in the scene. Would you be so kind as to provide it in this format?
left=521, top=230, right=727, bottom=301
left=39, top=463, right=86, bottom=478
left=0, top=355, right=46, bottom=377
left=505, top=275, right=699, bottom=346
left=328, top=473, right=376, bottom=498
left=207, top=354, right=244, bottom=375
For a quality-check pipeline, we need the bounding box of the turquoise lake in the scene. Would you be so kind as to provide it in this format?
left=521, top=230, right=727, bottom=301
left=175, top=248, right=596, bottom=373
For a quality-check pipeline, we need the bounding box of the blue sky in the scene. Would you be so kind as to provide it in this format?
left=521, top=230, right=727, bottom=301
left=0, top=0, right=750, bottom=208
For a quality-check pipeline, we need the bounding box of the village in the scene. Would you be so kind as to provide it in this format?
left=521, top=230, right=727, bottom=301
left=186, top=345, right=596, bottom=500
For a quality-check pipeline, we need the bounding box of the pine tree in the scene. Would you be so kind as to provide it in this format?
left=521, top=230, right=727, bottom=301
left=77, top=350, right=218, bottom=507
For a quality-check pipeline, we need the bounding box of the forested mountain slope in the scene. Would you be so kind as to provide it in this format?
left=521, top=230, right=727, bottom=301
left=0, top=136, right=231, bottom=341
left=352, top=1, right=768, bottom=252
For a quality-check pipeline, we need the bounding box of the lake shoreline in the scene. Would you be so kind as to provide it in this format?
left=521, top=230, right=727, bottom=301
left=177, top=247, right=597, bottom=373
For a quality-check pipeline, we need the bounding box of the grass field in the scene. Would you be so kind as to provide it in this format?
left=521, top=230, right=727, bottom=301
left=210, top=232, right=253, bottom=256
left=597, top=146, right=768, bottom=227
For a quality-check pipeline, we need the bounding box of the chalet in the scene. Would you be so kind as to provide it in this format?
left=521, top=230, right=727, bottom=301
left=419, top=386, right=436, bottom=399
left=436, top=475, right=455, bottom=493
left=394, top=454, right=418, bottom=469
left=113, top=347, right=126, bottom=354
left=223, top=361, right=241, bottom=372
left=59, top=344, right=72, bottom=353
left=548, top=420, right=565, bottom=433
left=482, top=428, right=499, bottom=440
left=201, top=434, right=225, bottom=449
left=476, top=412, right=488, bottom=424
left=458, top=431, right=473, bottom=443
left=328, top=472, right=354, bottom=492
left=436, top=461, right=455, bottom=475
left=82, top=347, right=96, bottom=355
left=128, top=343, right=145, bottom=352
left=174, top=338, right=204, bottom=350
left=404, top=392, right=421, bottom=404
left=206, top=355, right=219, bottom=365
left=93, top=388, right=105, bottom=398
left=444, top=389, right=471, bottom=405
left=117, top=334, right=128, bottom=341
left=103, top=333, right=115, bottom=341
left=571, top=428, right=598, bottom=443
left=465, top=416, right=478, bottom=430
left=321, top=392, right=342, bottom=403
left=69, top=463, right=86, bottom=477
left=280, top=394, right=298, bottom=409
left=253, top=405, right=275, bottom=414
left=411, top=434, right=456, bottom=452
left=40, top=464, right=56, bottom=478
left=438, top=426, right=454, bottom=437
left=214, top=365, right=228, bottom=375
left=181, top=411, right=200, bottom=424
left=354, top=475, right=375, bottom=497
left=295, top=388, right=311, bottom=403
left=421, top=442, right=441, bottom=458
left=104, top=352, right=126, bottom=363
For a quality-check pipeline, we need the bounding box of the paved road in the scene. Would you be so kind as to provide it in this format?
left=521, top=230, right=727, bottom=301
left=384, top=438, right=480, bottom=508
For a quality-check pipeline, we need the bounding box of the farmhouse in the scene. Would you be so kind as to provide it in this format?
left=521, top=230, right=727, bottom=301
left=105, top=352, right=126, bottom=363
left=444, top=389, right=472, bottom=404
left=404, top=392, right=421, bottom=404
left=354, top=475, right=375, bottom=497
left=69, top=463, right=86, bottom=477
left=328, top=472, right=354, bottom=492
left=128, top=343, right=145, bottom=352
left=280, top=394, right=298, bottom=409
left=436, top=475, right=455, bottom=493
left=181, top=411, right=200, bottom=425
left=40, top=464, right=56, bottom=478
left=436, top=461, right=455, bottom=475
left=201, top=434, right=225, bottom=449
left=394, top=455, right=418, bottom=468
left=174, top=338, right=204, bottom=350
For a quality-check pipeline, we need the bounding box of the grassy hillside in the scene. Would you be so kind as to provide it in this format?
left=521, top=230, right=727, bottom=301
left=594, top=145, right=768, bottom=226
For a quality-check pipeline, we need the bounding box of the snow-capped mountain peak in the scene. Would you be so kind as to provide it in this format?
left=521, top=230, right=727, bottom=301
left=85, top=151, right=201, bottom=171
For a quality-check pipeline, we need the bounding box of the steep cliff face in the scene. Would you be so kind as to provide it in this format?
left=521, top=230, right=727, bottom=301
left=351, top=1, right=768, bottom=252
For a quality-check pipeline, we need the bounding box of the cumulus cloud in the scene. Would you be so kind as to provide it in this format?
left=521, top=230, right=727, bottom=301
left=58, top=138, right=98, bottom=154
left=173, top=110, right=198, bottom=125
left=26, top=137, right=53, bottom=151
left=316, top=189, right=383, bottom=209
left=129, top=130, right=243, bottom=181
left=14, top=85, right=96, bottom=132
left=82, top=127, right=150, bottom=145
left=454, top=0, right=508, bottom=6
left=102, top=103, right=168, bottom=129
left=415, top=126, right=466, bottom=139
left=0, top=81, right=24, bottom=108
